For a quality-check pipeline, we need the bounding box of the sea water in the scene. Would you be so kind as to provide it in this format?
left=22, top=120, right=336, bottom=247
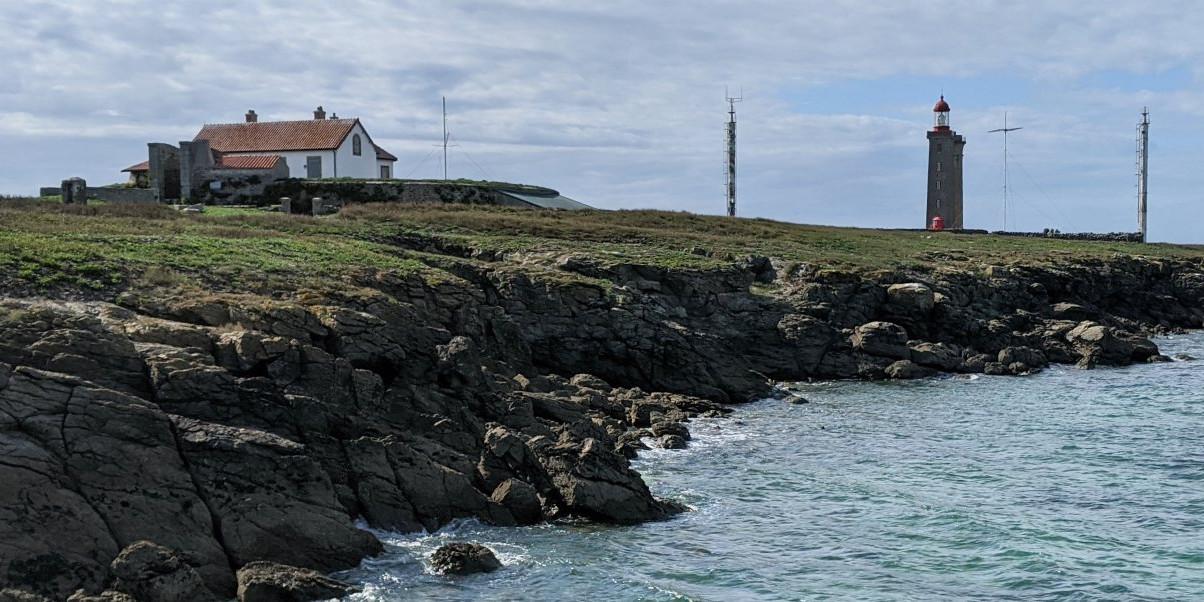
left=338, top=334, right=1204, bottom=601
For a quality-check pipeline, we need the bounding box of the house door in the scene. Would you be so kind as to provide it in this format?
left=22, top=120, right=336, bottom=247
left=306, top=156, right=322, bottom=179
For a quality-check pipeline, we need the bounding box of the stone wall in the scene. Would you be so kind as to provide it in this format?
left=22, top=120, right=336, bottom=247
left=36, top=183, right=155, bottom=204
left=148, top=143, right=181, bottom=202
left=86, top=187, right=156, bottom=204
left=263, top=179, right=560, bottom=212
left=202, top=162, right=290, bottom=205
left=264, top=180, right=405, bottom=210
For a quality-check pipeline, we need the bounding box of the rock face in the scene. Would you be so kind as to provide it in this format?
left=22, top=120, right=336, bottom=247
left=1, top=249, right=1201, bottom=597
left=429, top=544, right=502, bottom=575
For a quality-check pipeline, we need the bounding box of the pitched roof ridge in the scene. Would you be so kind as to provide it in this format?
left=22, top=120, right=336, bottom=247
left=201, top=117, right=359, bottom=127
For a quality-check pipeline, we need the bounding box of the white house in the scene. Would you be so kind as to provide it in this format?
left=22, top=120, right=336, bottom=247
left=194, top=107, right=397, bottom=180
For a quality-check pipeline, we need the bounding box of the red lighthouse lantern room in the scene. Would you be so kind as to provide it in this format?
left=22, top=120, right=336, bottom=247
left=933, top=95, right=951, bottom=131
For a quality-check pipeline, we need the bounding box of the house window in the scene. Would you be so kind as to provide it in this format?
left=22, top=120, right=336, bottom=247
left=936, top=143, right=943, bottom=152
left=936, top=181, right=941, bottom=190
left=380, top=165, right=391, bottom=179
left=352, top=134, right=362, bottom=156
left=936, top=162, right=941, bottom=172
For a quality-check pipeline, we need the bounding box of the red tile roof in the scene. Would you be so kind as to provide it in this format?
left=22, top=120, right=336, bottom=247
left=195, top=118, right=359, bottom=152
left=213, top=155, right=283, bottom=170
left=373, top=143, right=397, bottom=162
left=123, top=161, right=149, bottom=173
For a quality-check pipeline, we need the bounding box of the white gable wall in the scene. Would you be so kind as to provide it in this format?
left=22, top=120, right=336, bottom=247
left=331, top=122, right=379, bottom=179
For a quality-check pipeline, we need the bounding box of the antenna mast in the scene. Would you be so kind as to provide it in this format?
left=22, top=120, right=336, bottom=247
left=989, top=111, right=1022, bottom=230
left=1137, top=107, right=1149, bottom=242
left=442, top=96, right=449, bottom=180
left=725, top=86, right=742, bottom=217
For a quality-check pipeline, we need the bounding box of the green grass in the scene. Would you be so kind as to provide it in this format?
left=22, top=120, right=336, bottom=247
left=1, top=200, right=1202, bottom=300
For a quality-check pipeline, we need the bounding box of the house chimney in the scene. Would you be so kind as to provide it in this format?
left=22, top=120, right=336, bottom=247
left=314, top=106, right=326, bottom=120
left=245, top=109, right=257, bottom=123
left=330, top=113, right=338, bottom=120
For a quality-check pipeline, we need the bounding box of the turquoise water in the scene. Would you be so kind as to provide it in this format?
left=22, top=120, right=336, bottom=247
left=339, top=334, right=1204, bottom=601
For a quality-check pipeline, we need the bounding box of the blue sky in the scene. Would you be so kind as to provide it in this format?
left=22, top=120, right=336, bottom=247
left=1, top=0, right=1201, bottom=242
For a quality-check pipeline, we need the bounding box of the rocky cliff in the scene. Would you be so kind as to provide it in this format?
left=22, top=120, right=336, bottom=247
left=2, top=212, right=1203, bottom=599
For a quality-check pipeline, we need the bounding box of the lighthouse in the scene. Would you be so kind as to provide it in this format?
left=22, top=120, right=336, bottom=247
left=926, top=96, right=966, bottom=229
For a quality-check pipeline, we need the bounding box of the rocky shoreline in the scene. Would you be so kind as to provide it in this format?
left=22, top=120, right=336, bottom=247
left=2, top=248, right=1202, bottom=600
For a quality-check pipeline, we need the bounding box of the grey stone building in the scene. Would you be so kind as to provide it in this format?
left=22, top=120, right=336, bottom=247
left=926, top=96, right=965, bottom=229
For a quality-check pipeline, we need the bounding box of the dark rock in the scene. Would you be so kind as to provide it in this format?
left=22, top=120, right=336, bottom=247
left=908, top=341, right=962, bottom=371
left=108, top=541, right=210, bottom=602
left=650, top=420, right=689, bottom=441
left=885, top=360, right=935, bottom=380
left=490, top=479, right=543, bottom=526
left=534, top=437, right=679, bottom=523
left=1065, top=321, right=1158, bottom=366
left=983, top=362, right=1009, bottom=376
left=885, top=283, right=935, bottom=316
left=236, top=561, right=357, bottom=602
left=569, top=373, right=612, bottom=392
left=171, top=416, right=382, bottom=572
left=66, top=591, right=135, bottom=602
left=776, top=314, right=836, bottom=371
left=850, top=321, right=910, bottom=360
left=1050, top=302, right=1098, bottom=321
left=657, top=434, right=688, bottom=449
left=0, top=590, right=52, bottom=602
left=998, top=346, right=1048, bottom=371
left=429, top=543, right=502, bottom=576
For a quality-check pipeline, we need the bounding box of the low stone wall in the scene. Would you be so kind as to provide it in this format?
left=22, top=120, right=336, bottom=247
left=37, top=184, right=156, bottom=204
left=988, top=230, right=1144, bottom=243
left=263, top=179, right=562, bottom=213
left=86, top=187, right=156, bottom=204
left=202, top=164, right=289, bottom=205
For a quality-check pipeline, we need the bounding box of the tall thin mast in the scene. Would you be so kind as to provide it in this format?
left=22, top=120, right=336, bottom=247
left=989, top=112, right=1022, bottom=230
left=725, top=87, right=742, bottom=217
left=1137, top=107, right=1149, bottom=242
left=442, top=96, right=449, bottom=180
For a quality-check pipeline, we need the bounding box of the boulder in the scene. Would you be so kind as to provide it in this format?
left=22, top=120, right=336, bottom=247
left=1050, top=302, right=1098, bottom=321
left=776, top=314, right=836, bottom=371
left=429, top=544, right=502, bottom=576
left=850, top=322, right=910, bottom=360
left=534, top=437, right=679, bottom=523
left=1065, top=321, right=1159, bottom=366
left=997, top=346, right=1048, bottom=372
left=0, top=590, right=52, bottom=602
left=908, top=341, right=962, bottom=371
left=885, top=360, right=935, bottom=380
left=657, top=434, right=687, bottom=449
left=885, top=283, right=935, bottom=316
left=489, top=479, right=543, bottom=526
left=108, top=541, right=210, bottom=602
left=649, top=420, right=689, bottom=441
left=235, top=562, right=357, bottom=602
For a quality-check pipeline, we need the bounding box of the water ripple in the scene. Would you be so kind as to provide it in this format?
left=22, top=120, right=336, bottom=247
left=337, top=334, right=1204, bottom=601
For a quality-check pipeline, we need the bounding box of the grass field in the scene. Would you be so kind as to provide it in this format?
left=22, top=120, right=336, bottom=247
left=1, top=198, right=1201, bottom=297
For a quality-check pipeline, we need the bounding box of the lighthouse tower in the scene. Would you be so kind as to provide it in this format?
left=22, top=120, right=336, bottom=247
left=926, top=96, right=966, bottom=229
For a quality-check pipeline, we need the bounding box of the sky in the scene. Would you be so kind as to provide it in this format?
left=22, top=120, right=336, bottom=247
left=1, top=1, right=1202, bottom=242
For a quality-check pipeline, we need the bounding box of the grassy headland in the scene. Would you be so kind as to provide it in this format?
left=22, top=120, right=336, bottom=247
left=1, top=198, right=1202, bottom=299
